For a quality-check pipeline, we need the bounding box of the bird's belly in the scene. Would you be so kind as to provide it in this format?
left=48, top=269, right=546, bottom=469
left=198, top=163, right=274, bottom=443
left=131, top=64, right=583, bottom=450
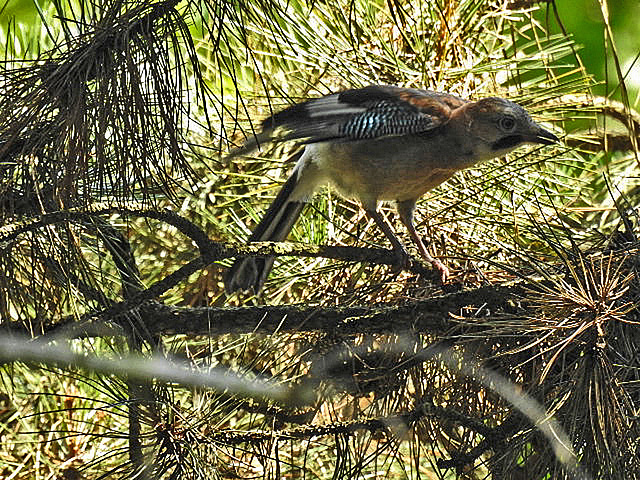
left=310, top=140, right=457, bottom=204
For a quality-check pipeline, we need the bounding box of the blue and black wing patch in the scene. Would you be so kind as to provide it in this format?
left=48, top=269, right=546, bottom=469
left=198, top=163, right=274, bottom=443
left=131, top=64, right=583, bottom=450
left=337, top=98, right=436, bottom=139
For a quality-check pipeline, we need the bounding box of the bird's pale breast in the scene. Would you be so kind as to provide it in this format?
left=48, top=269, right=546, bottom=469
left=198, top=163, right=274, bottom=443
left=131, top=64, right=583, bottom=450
left=309, top=135, right=469, bottom=205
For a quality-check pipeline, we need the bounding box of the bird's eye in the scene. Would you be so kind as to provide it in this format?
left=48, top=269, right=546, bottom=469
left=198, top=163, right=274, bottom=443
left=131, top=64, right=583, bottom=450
left=499, top=115, right=516, bottom=132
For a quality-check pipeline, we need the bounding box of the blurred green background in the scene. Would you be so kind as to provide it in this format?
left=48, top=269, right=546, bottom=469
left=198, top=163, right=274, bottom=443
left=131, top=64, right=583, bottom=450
left=536, top=0, right=639, bottom=103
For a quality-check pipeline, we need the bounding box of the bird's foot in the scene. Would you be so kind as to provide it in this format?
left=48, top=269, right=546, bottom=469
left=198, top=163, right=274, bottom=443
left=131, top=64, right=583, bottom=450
left=391, top=245, right=411, bottom=273
left=429, top=257, right=450, bottom=284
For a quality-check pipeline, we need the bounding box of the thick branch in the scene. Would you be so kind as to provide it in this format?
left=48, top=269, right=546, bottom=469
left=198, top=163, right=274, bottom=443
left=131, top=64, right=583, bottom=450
left=145, top=283, right=526, bottom=336
left=17, top=282, right=527, bottom=338
left=206, top=394, right=506, bottom=447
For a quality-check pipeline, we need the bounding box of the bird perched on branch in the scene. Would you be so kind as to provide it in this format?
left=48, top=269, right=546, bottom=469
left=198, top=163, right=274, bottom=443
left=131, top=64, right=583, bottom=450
left=225, top=85, right=558, bottom=293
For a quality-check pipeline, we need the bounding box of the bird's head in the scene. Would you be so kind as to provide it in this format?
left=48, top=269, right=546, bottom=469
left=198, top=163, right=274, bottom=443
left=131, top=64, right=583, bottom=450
left=454, top=97, right=558, bottom=161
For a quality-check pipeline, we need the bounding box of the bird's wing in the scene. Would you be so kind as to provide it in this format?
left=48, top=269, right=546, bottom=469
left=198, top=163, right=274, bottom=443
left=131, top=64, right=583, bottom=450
left=232, top=86, right=468, bottom=155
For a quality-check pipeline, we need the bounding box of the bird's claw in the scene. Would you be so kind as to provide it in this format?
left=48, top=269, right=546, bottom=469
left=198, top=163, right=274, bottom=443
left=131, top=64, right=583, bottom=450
left=391, top=245, right=411, bottom=273
left=391, top=244, right=449, bottom=284
left=430, top=258, right=450, bottom=284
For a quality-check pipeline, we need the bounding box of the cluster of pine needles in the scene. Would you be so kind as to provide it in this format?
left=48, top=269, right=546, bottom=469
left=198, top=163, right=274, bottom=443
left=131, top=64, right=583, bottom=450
left=0, top=0, right=639, bottom=479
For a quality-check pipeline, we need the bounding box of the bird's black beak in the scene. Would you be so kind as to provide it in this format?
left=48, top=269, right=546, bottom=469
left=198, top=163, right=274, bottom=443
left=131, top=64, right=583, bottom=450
left=531, top=127, right=559, bottom=145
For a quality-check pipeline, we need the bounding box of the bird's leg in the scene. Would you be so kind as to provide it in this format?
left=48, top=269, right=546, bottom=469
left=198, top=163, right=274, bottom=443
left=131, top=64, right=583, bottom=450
left=397, top=200, right=449, bottom=283
left=364, top=207, right=410, bottom=272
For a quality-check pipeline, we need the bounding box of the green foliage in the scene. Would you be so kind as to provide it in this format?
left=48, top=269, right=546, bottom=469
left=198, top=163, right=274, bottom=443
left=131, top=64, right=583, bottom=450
left=1, top=0, right=639, bottom=478
left=538, top=0, right=639, bottom=102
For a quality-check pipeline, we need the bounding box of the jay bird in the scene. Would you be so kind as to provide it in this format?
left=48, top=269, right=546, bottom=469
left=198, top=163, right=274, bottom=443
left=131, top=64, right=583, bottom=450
left=225, top=85, right=558, bottom=293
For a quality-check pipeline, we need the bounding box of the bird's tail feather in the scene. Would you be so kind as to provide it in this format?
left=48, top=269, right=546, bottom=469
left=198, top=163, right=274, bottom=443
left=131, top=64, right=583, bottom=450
left=225, top=165, right=306, bottom=294
left=225, top=130, right=273, bottom=161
